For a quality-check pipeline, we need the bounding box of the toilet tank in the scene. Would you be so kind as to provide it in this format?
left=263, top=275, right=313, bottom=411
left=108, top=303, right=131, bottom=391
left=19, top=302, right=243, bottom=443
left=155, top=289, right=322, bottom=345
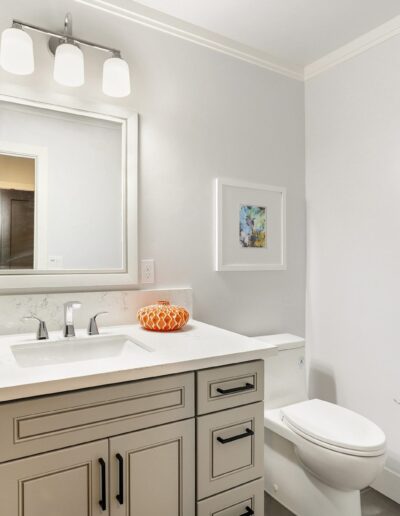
left=253, top=335, right=307, bottom=410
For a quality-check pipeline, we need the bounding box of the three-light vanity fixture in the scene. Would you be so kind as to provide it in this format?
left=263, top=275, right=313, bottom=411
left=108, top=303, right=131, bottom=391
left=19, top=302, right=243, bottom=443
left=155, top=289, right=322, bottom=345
left=0, top=13, right=131, bottom=98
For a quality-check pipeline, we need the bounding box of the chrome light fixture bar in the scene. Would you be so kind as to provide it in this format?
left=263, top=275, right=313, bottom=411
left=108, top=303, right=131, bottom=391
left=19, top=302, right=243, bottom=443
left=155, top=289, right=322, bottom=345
left=0, top=13, right=131, bottom=97
left=14, top=14, right=121, bottom=57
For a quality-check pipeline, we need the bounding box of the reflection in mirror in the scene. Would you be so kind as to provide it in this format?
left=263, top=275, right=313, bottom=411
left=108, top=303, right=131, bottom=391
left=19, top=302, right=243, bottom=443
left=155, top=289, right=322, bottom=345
left=0, top=100, right=125, bottom=274
left=0, top=155, right=35, bottom=269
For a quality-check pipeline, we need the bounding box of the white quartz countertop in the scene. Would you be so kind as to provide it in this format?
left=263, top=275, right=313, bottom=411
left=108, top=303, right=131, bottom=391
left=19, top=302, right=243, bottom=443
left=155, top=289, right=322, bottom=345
left=0, top=320, right=301, bottom=401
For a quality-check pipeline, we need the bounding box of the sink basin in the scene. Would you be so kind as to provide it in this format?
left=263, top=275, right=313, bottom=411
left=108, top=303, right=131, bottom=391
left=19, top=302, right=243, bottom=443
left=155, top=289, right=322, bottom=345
left=11, top=334, right=153, bottom=368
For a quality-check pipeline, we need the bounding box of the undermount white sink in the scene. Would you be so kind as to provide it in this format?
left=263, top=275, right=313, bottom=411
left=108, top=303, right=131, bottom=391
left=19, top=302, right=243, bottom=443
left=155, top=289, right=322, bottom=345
left=11, top=334, right=153, bottom=368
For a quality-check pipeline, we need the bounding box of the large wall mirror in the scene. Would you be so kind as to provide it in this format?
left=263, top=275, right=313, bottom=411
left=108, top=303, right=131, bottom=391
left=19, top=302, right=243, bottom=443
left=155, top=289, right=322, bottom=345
left=0, top=95, right=137, bottom=291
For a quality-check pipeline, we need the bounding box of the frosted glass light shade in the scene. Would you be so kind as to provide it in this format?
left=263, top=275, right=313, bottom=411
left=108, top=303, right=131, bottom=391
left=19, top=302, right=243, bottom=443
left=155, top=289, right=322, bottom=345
left=54, top=43, right=84, bottom=87
left=0, top=27, right=34, bottom=75
left=102, top=57, right=131, bottom=98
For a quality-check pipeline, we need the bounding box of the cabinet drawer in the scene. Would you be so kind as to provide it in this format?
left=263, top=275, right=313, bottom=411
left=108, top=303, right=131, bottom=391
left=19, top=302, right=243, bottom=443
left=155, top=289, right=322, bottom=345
left=0, top=372, right=194, bottom=462
left=197, top=402, right=264, bottom=499
left=197, top=479, right=264, bottom=516
left=196, top=361, right=263, bottom=415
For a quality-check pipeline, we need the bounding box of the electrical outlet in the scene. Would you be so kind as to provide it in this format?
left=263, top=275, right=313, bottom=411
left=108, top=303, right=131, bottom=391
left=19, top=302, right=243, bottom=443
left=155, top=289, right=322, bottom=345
left=141, top=259, right=155, bottom=284
left=48, top=256, right=63, bottom=269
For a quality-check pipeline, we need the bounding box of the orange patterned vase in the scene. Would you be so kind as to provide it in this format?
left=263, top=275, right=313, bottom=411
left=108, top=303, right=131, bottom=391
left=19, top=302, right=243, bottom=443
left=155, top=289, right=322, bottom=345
left=137, top=300, right=189, bottom=332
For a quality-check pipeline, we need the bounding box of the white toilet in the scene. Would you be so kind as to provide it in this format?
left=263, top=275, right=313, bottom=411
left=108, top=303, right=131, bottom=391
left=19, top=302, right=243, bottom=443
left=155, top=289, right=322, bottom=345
left=254, top=335, right=386, bottom=516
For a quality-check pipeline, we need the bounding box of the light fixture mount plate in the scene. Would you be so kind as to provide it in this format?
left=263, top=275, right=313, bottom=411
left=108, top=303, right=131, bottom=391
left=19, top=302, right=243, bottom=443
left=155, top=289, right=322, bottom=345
left=48, top=36, right=80, bottom=56
left=48, top=13, right=75, bottom=56
left=48, top=36, right=63, bottom=56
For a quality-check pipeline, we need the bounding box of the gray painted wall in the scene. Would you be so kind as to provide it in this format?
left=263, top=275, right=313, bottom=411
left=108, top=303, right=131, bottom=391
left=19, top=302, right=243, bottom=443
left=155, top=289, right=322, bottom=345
left=0, top=0, right=306, bottom=337
left=306, top=36, right=400, bottom=494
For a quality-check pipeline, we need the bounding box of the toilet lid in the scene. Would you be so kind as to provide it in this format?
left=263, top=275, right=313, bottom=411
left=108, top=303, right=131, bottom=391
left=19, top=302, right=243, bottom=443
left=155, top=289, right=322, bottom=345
left=281, top=399, right=386, bottom=454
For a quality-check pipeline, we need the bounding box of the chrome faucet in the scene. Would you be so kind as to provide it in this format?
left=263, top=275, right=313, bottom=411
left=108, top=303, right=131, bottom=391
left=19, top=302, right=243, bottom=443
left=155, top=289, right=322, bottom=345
left=63, top=301, right=82, bottom=338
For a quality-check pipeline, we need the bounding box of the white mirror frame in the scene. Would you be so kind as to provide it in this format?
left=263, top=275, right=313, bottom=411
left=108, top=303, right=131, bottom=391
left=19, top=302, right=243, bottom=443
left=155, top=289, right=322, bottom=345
left=0, top=94, right=138, bottom=292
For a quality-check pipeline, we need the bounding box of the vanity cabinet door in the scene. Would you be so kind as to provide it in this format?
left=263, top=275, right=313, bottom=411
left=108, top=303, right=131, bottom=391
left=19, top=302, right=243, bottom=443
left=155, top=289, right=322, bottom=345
left=0, top=440, right=109, bottom=516
left=109, top=419, right=195, bottom=516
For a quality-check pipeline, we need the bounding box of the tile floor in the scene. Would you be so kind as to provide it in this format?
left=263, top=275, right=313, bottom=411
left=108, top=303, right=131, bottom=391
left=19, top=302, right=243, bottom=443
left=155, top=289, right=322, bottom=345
left=264, top=492, right=293, bottom=516
left=362, top=489, right=400, bottom=516
left=265, top=489, right=400, bottom=516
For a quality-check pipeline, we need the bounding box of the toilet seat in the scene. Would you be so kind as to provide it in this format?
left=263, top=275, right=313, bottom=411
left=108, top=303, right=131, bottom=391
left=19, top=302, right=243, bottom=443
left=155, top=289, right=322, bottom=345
left=281, top=399, right=386, bottom=457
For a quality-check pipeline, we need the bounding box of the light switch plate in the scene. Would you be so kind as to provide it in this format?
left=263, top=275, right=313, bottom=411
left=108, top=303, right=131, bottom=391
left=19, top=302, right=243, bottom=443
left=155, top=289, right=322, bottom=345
left=141, top=259, right=155, bottom=284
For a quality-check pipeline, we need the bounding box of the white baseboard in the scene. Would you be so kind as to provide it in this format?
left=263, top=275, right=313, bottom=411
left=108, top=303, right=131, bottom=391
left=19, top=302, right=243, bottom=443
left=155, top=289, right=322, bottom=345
left=371, top=466, right=400, bottom=504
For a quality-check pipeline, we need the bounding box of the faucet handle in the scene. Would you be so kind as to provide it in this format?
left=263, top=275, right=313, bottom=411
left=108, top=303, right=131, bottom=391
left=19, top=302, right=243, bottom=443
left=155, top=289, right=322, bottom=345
left=23, top=315, right=49, bottom=341
left=88, top=312, right=108, bottom=336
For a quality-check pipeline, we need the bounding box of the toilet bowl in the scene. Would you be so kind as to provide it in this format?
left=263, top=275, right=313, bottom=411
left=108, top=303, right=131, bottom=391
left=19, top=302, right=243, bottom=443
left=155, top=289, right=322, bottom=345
left=281, top=399, right=386, bottom=491
left=254, top=335, right=386, bottom=516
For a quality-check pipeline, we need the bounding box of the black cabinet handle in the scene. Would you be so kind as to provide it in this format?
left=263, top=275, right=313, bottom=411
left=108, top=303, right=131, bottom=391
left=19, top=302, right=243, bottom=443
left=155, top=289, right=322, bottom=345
left=98, top=458, right=107, bottom=511
left=116, top=453, right=124, bottom=505
left=216, top=382, right=254, bottom=395
left=240, top=507, right=254, bottom=516
left=217, top=428, right=254, bottom=444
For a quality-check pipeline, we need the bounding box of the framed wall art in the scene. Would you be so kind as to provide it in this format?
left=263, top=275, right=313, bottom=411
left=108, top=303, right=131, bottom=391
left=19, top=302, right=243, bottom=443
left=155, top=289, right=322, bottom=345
left=215, top=178, right=286, bottom=271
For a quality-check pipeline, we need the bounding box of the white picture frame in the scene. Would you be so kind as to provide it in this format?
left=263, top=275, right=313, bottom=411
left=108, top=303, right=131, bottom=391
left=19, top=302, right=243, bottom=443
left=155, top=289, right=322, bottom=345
left=215, top=178, right=286, bottom=271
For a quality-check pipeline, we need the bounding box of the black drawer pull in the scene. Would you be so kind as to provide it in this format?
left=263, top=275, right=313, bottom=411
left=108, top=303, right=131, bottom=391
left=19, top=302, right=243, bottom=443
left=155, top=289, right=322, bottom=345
left=116, top=453, right=124, bottom=505
left=240, top=507, right=254, bottom=516
left=216, top=382, right=254, bottom=395
left=98, top=458, right=107, bottom=511
left=217, top=427, right=254, bottom=444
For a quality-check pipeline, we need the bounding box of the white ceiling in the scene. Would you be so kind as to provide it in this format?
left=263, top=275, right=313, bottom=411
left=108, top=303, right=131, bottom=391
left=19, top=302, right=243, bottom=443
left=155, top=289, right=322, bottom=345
left=131, top=0, right=400, bottom=67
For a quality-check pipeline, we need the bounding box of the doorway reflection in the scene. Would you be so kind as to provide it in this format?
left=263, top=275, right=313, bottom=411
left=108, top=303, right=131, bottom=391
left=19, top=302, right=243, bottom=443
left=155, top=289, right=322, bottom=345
left=0, top=155, right=35, bottom=269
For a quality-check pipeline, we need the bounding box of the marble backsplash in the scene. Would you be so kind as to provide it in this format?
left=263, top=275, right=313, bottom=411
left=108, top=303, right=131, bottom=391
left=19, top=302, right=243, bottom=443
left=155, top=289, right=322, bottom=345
left=0, top=288, right=193, bottom=335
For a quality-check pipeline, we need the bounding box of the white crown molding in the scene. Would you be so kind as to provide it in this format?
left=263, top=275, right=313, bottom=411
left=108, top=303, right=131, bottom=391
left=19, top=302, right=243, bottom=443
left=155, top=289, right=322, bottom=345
left=74, top=1, right=400, bottom=82
left=304, top=15, right=400, bottom=80
left=75, top=0, right=304, bottom=81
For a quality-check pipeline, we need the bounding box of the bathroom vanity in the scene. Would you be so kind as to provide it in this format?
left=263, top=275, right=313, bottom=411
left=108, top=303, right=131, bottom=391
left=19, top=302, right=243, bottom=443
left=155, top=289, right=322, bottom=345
left=0, top=95, right=271, bottom=515
left=0, top=321, right=278, bottom=516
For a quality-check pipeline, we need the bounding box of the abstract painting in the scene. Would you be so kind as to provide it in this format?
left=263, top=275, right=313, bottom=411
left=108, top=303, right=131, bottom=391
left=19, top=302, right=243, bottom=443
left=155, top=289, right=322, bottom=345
left=239, top=205, right=266, bottom=248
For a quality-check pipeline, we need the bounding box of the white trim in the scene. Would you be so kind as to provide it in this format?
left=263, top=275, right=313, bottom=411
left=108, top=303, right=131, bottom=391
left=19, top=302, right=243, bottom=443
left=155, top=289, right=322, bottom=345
left=0, top=94, right=138, bottom=292
left=35, top=148, right=48, bottom=270
left=0, top=94, right=125, bottom=124
left=215, top=178, right=287, bottom=272
left=371, top=465, right=400, bottom=505
left=76, top=1, right=400, bottom=82
left=75, top=0, right=304, bottom=81
left=304, top=15, right=400, bottom=80
left=0, top=141, right=48, bottom=270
